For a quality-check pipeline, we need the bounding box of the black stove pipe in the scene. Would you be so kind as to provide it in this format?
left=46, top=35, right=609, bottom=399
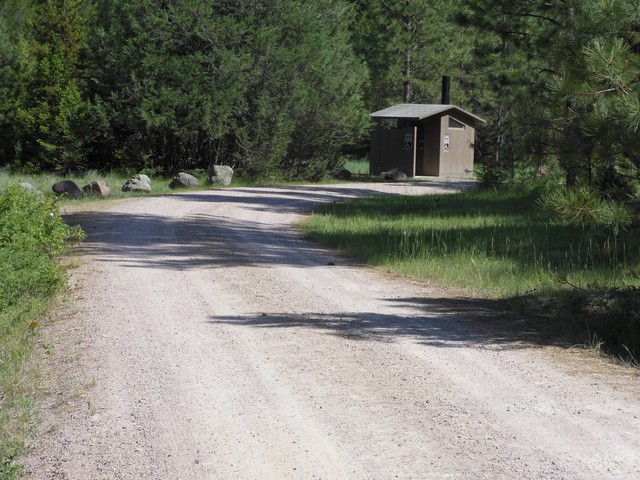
left=441, top=75, right=451, bottom=105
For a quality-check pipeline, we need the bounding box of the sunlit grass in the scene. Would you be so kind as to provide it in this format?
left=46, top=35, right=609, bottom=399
left=344, top=157, right=369, bottom=175
left=301, top=189, right=640, bottom=297
left=302, top=188, right=640, bottom=358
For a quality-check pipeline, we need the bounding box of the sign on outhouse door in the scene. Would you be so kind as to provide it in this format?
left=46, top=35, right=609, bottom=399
left=403, top=126, right=417, bottom=176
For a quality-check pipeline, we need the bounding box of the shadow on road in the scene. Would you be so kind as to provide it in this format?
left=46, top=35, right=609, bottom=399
left=62, top=183, right=559, bottom=352
left=168, top=182, right=469, bottom=214
left=63, top=210, right=348, bottom=270
left=208, top=294, right=556, bottom=351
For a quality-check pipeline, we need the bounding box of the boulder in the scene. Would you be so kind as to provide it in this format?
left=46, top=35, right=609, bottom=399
left=83, top=181, right=111, bottom=196
left=333, top=168, right=352, bottom=180
left=122, top=174, right=152, bottom=193
left=19, top=182, right=43, bottom=195
left=384, top=168, right=408, bottom=181
left=207, top=165, right=233, bottom=186
left=169, top=172, right=199, bottom=189
left=52, top=180, right=82, bottom=199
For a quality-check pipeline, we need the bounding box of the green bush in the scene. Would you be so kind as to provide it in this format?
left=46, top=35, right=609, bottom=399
left=0, top=184, right=83, bottom=477
left=0, top=185, right=84, bottom=311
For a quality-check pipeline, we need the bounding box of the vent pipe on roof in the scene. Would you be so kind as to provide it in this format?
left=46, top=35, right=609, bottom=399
left=441, top=75, right=451, bottom=105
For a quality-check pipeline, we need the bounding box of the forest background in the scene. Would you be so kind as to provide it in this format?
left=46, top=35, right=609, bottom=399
left=0, top=0, right=638, bottom=188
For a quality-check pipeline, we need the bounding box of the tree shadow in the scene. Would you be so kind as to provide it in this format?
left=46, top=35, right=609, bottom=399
left=210, top=295, right=558, bottom=350
left=61, top=183, right=576, bottom=353
left=62, top=209, right=363, bottom=271
left=62, top=183, right=467, bottom=271
left=168, top=181, right=469, bottom=214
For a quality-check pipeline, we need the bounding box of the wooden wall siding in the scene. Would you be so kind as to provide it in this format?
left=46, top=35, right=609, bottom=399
left=369, top=126, right=417, bottom=176
left=370, top=109, right=479, bottom=178
left=438, top=115, right=475, bottom=177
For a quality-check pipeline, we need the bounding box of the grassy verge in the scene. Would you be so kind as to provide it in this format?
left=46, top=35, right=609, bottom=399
left=344, top=157, right=370, bottom=176
left=0, top=185, right=84, bottom=478
left=301, top=188, right=640, bottom=361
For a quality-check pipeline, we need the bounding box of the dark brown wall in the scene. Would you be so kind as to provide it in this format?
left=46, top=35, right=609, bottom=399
left=420, top=117, right=441, bottom=176
left=369, top=126, right=416, bottom=176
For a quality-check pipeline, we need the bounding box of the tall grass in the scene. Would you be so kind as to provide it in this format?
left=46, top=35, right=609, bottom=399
left=344, top=157, right=370, bottom=176
left=301, top=189, right=640, bottom=357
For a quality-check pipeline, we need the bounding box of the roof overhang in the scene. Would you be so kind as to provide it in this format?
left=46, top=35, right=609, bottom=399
left=371, top=104, right=486, bottom=125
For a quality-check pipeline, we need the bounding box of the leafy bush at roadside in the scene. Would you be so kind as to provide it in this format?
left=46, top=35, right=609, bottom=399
left=0, top=184, right=83, bottom=478
left=0, top=185, right=84, bottom=311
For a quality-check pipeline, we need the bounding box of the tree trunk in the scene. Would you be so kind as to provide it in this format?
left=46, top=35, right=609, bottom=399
left=403, top=47, right=413, bottom=103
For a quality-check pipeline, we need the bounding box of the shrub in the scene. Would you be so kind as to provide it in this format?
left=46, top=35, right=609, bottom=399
left=0, top=185, right=83, bottom=477
left=0, top=184, right=84, bottom=312
left=538, top=185, right=634, bottom=233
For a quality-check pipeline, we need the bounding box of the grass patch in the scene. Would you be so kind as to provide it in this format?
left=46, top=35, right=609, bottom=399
left=0, top=301, right=45, bottom=479
left=301, top=188, right=640, bottom=358
left=344, top=157, right=370, bottom=176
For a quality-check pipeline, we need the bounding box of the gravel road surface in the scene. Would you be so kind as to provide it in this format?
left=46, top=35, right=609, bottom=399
left=26, top=183, right=640, bottom=479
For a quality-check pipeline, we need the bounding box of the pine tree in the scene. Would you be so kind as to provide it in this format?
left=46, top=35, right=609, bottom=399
left=85, top=0, right=368, bottom=179
left=549, top=0, right=640, bottom=188
left=353, top=0, right=472, bottom=110
left=10, top=0, right=93, bottom=173
left=456, top=0, right=559, bottom=185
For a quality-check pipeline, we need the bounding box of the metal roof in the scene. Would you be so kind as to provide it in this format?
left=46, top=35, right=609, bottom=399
left=371, top=104, right=486, bottom=124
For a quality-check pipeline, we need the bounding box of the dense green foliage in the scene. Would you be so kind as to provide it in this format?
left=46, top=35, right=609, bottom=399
left=0, top=184, right=83, bottom=478
left=1, top=0, right=369, bottom=180
left=352, top=0, right=471, bottom=108
left=302, top=189, right=640, bottom=359
left=0, top=186, right=82, bottom=309
left=457, top=0, right=640, bottom=189
left=1, top=0, right=637, bottom=188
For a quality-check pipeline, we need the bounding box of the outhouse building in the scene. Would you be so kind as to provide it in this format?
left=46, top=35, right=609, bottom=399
left=369, top=104, right=486, bottom=178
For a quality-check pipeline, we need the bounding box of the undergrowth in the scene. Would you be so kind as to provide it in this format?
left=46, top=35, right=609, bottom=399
left=0, top=184, right=84, bottom=478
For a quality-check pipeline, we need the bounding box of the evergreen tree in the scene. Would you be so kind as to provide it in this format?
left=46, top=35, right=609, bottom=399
left=459, top=0, right=639, bottom=189
left=240, top=0, right=369, bottom=179
left=549, top=0, right=640, bottom=189
left=0, top=0, right=36, bottom=169
left=8, top=0, right=93, bottom=173
left=456, top=0, right=557, bottom=185
left=86, top=0, right=368, bottom=179
left=353, top=0, right=472, bottom=110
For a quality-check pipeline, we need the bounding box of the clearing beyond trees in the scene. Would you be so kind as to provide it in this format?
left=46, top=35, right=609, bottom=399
left=26, top=183, right=640, bottom=479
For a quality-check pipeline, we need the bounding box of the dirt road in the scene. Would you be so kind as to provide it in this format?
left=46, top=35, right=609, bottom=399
left=27, top=183, right=640, bottom=479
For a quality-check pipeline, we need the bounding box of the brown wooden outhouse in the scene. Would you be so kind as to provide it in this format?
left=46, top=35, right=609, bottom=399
left=369, top=104, right=486, bottom=178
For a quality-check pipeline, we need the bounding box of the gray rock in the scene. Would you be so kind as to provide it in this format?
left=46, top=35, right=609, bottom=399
left=52, top=180, right=82, bottom=199
left=122, top=174, right=152, bottom=193
left=19, top=182, right=43, bottom=195
left=384, top=168, right=408, bottom=181
left=169, top=172, right=199, bottom=189
left=207, top=165, right=233, bottom=186
left=83, top=181, right=111, bottom=196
